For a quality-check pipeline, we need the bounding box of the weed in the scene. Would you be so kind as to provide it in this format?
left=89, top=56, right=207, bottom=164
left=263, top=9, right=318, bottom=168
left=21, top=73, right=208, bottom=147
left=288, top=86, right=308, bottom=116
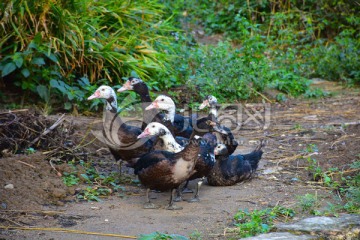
left=297, top=193, right=320, bottom=215
left=189, top=231, right=202, bottom=240
left=230, top=206, right=295, bottom=238
left=76, top=186, right=111, bottom=202
left=292, top=123, right=303, bottom=131
left=25, top=147, right=36, bottom=155
left=305, top=144, right=318, bottom=153
left=138, top=232, right=189, bottom=240
left=62, top=172, right=80, bottom=187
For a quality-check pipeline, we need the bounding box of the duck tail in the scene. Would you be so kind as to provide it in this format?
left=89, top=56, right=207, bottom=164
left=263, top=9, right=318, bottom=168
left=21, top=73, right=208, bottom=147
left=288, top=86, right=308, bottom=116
left=243, top=139, right=265, bottom=171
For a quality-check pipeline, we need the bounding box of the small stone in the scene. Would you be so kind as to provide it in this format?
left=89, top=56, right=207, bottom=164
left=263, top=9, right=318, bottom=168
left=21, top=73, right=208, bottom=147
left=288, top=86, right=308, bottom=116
left=52, top=188, right=66, bottom=198
left=105, top=219, right=109, bottom=222
left=4, top=184, right=14, bottom=189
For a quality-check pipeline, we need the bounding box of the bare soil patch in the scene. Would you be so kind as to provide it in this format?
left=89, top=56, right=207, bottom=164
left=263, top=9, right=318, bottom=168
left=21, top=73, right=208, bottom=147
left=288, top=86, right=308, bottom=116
left=0, top=81, right=359, bottom=239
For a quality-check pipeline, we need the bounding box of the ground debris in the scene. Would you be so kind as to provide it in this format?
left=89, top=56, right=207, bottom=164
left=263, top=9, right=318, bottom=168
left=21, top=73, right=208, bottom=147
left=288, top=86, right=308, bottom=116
left=0, top=109, right=74, bottom=158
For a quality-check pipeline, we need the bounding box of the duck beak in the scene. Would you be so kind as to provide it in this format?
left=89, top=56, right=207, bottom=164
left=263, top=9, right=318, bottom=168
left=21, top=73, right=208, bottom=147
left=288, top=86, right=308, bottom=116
left=199, top=100, right=209, bottom=110
left=145, top=101, right=158, bottom=110
left=206, top=120, right=228, bottom=135
left=87, top=90, right=100, bottom=100
left=137, top=128, right=151, bottom=139
left=117, top=80, right=133, bottom=92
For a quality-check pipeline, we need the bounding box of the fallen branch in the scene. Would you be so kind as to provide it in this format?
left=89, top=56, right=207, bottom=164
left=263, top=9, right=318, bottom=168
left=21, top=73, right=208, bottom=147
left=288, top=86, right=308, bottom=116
left=0, top=226, right=137, bottom=239
left=29, top=114, right=66, bottom=147
left=16, top=160, right=36, bottom=169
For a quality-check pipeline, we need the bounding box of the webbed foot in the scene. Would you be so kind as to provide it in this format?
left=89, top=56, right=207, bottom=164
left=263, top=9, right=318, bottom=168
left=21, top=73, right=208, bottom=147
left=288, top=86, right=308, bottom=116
left=166, top=204, right=183, bottom=210
left=143, top=202, right=160, bottom=209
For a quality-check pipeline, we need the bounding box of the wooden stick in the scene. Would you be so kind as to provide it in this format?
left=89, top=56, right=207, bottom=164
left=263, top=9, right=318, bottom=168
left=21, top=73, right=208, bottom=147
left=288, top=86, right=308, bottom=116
left=0, top=226, right=137, bottom=239
left=0, top=210, right=65, bottom=215
left=16, top=160, right=36, bottom=169
left=29, top=114, right=66, bottom=147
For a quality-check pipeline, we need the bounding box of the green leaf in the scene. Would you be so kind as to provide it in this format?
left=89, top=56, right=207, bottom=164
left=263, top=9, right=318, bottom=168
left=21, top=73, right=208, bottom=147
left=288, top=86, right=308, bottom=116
left=46, top=53, right=58, bottom=63
left=13, top=54, right=24, bottom=68
left=1, top=62, right=16, bottom=77
left=64, top=102, right=72, bottom=110
left=21, top=68, right=30, bottom=78
left=31, top=57, right=45, bottom=66
left=36, top=85, right=50, bottom=102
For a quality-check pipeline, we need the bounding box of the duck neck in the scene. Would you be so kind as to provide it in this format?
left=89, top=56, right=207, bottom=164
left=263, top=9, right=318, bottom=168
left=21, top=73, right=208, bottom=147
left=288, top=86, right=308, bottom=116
left=135, top=83, right=152, bottom=106
left=180, top=133, right=201, bottom=161
left=106, top=95, right=118, bottom=113
left=209, top=105, right=218, bottom=118
left=164, top=107, right=175, bottom=123
left=160, top=130, right=184, bottom=153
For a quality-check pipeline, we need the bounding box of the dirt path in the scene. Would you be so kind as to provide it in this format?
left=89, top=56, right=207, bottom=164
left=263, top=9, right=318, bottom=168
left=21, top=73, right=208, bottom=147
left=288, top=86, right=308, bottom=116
left=1, top=81, right=359, bottom=239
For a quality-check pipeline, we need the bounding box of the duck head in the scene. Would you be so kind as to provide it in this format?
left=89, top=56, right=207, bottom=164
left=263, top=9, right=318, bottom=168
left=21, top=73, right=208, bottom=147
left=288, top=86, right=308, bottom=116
left=199, top=95, right=218, bottom=110
left=145, top=95, right=175, bottom=111
left=87, top=85, right=117, bottom=111
left=117, top=77, right=143, bottom=92
left=206, top=120, right=228, bottom=135
left=214, top=143, right=228, bottom=156
left=137, top=122, right=169, bottom=139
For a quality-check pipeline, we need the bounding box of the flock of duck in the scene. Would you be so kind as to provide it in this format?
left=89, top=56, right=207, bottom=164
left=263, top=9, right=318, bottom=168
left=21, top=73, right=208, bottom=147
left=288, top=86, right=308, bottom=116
left=87, top=77, right=264, bottom=210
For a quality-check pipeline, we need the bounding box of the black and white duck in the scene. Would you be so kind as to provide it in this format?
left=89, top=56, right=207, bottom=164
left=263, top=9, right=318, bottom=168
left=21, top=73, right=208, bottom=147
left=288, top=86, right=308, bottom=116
left=117, top=77, right=163, bottom=130
left=146, top=94, right=194, bottom=138
left=87, top=85, right=156, bottom=168
left=118, top=80, right=193, bottom=138
left=137, top=121, right=226, bottom=202
left=207, top=141, right=264, bottom=186
left=198, top=95, right=238, bottom=155
left=134, top=131, right=211, bottom=210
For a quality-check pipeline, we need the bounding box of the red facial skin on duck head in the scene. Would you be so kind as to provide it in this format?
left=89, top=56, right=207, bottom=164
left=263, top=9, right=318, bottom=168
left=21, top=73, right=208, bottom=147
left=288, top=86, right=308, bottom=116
left=117, top=80, right=133, bottom=92
left=137, top=128, right=151, bottom=139
left=87, top=90, right=100, bottom=100
left=145, top=101, right=159, bottom=110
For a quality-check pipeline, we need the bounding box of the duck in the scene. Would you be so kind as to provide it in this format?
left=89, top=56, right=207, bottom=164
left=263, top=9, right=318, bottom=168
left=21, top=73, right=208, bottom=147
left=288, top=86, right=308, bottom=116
left=137, top=121, right=226, bottom=202
left=134, top=131, right=209, bottom=210
left=207, top=141, right=265, bottom=186
left=117, top=77, right=163, bottom=130
left=87, top=85, right=156, bottom=168
left=137, top=122, right=184, bottom=153
left=198, top=95, right=238, bottom=155
left=118, top=78, right=193, bottom=137
left=146, top=94, right=193, bottom=138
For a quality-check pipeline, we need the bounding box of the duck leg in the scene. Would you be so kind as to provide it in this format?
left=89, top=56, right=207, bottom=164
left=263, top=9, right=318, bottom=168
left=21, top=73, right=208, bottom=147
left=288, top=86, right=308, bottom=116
left=166, top=189, right=183, bottom=210
left=174, top=186, right=183, bottom=202
left=181, top=180, right=194, bottom=193
left=143, top=188, right=160, bottom=209
left=187, top=177, right=204, bottom=203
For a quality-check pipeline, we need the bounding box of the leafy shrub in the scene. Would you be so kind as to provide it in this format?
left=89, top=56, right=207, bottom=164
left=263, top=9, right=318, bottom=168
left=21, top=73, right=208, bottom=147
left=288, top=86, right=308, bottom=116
left=0, top=0, right=175, bottom=109
left=230, top=206, right=295, bottom=238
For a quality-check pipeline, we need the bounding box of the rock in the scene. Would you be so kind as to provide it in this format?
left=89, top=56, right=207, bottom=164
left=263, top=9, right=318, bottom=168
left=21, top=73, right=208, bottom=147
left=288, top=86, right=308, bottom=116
left=276, top=214, right=360, bottom=239
left=243, top=232, right=316, bottom=240
left=262, top=167, right=283, bottom=175
left=4, top=184, right=14, bottom=189
left=52, top=188, right=66, bottom=198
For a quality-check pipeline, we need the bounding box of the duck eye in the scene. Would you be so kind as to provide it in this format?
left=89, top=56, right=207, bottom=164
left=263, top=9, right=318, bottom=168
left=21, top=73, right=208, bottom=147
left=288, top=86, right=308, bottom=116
left=101, top=89, right=105, bottom=91
left=161, top=99, right=164, bottom=101
left=152, top=125, right=155, bottom=128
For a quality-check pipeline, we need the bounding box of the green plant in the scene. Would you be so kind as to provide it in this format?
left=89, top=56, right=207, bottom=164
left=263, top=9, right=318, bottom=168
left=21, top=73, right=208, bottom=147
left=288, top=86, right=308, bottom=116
left=25, top=147, right=36, bottom=155
left=189, top=231, right=202, bottom=240
left=297, top=193, right=320, bottom=215
left=305, top=144, right=318, bottom=153
left=77, top=186, right=111, bottom=202
left=230, top=206, right=295, bottom=238
left=138, top=232, right=189, bottom=240
left=306, top=157, right=323, bottom=181
left=62, top=172, right=80, bottom=187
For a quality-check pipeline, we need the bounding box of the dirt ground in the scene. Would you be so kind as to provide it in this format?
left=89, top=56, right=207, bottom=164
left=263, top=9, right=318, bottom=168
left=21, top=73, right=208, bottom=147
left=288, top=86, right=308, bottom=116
left=0, top=80, right=359, bottom=239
